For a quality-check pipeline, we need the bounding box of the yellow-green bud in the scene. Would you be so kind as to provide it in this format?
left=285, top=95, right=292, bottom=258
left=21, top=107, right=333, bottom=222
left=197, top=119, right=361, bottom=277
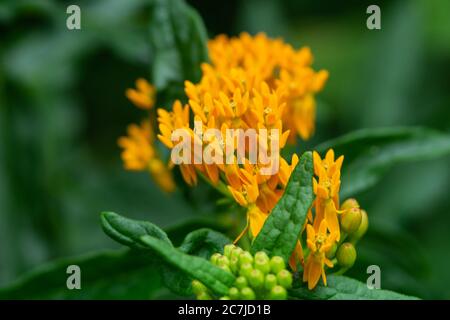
left=277, top=270, right=293, bottom=289
left=240, top=287, right=256, bottom=300
left=216, top=256, right=229, bottom=268
left=255, top=251, right=269, bottom=261
left=235, top=276, right=248, bottom=289
left=248, top=269, right=264, bottom=289
left=336, top=242, right=357, bottom=268
left=192, top=280, right=207, bottom=295
left=270, top=256, right=285, bottom=274
left=264, top=274, right=277, bottom=291
left=349, top=209, right=368, bottom=242
left=210, top=253, right=221, bottom=265
left=255, top=256, right=270, bottom=274
left=239, top=262, right=253, bottom=278
left=269, top=285, right=287, bottom=300
left=239, top=251, right=253, bottom=266
left=340, top=207, right=362, bottom=234
left=220, top=265, right=232, bottom=273
left=220, top=296, right=230, bottom=300
left=230, top=256, right=239, bottom=274
left=230, top=247, right=244, bottom=260
left=224, top=244, right=236, bottom=258
left=197, top=291, right=212, bottom=300
left=228, top=287, right=240, bottom=300
left=341, top=198, right=359, bottom=211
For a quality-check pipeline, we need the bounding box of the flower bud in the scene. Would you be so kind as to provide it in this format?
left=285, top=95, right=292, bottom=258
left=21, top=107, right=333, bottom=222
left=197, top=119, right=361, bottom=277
left=235, top=276, right=248, bottom=289
left=216, top=256, right=230, bottom=268
left=264, top=274, right=277, bottom=291
left=197, top=291, right=212, bottom=300
left=239, top=262, right=253, bottom=278
left=248, top=269, right=264, bottom=289
left=230, top=255, right=239, bottom=274
left=336, top=242, right=357, bottom=268
left=228, top=287, right=240, bottom=300
left=277, top=270, right=293, bottom=289
left=230, top=247, right=244, bottom=260
left=239, top=251, right=253, bottom=266
left=349, top=209, right=368, bottom=242
left=220, top=265, right=232, bottom=273
left=255, top=256, right=270, bottom=274
left=210, top=253, right=221, bottom=265
left=240, top=287, right=256, bottom=300
left=340, top=207, right=362, bottom=234
left=220, top=296, right=230, bottom=300
left=270, top=256, right=285, bottom=274
left=224, top=244, right=236, bottom=258
left=340, top=198, right=359, bottom=211
left=255, top=251, right=269, bottom=261
left=269, top=285, right=287, bottom=300
left=192, top=280, right=207, bottom=295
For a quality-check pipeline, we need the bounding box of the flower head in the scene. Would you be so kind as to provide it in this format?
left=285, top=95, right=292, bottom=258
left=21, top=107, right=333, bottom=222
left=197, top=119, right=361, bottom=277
left=126, top=78, right=156, bottom=109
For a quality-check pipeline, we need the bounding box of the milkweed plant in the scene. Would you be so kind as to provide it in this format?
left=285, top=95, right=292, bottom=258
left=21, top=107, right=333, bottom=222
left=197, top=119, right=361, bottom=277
left=93, top=0, right=429, bottom=301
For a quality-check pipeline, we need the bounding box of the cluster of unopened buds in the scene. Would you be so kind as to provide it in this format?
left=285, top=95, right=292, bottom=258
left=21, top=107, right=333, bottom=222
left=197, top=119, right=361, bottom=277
left=192, top=244, right=293, bottom=300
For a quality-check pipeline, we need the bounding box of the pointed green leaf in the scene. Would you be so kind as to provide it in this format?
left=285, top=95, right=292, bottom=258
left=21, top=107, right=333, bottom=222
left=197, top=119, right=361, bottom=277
left=179, top=228, right=231, bottom=258
left=0, top=250, right=163, bottom=299
left=101, top=211, right=172, bottom=249
left=251, top=151, right=314, bottom=262
left=289, top=275, right=419, bottom=300
left=149, top=0, right=208, bottom=101
left=140, top=235, right=235, bottom=296
left=315, top=127, right=450, bottom=198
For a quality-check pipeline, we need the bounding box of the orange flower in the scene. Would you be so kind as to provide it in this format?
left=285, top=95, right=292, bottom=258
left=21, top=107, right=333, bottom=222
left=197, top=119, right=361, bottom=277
left=303, top=220, right=336, bottom=289
left=125, top=78, right=156, bottom=109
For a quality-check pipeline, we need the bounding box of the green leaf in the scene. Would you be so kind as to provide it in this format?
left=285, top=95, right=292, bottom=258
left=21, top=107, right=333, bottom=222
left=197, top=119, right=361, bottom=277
left=101, top=211, right=172, bottom=249
left=149, top=0, right=208, bottom=99
left=251, top=151, right=314, bottom=262
left=140, top=235, right=235, bottom=296
left=179, top=228, right=231, bottom=259
left=0, top=249, right=163, bottom=299
left=289, top=275, right=419, bottom=300
left=315, top=127, right=450, bottom=198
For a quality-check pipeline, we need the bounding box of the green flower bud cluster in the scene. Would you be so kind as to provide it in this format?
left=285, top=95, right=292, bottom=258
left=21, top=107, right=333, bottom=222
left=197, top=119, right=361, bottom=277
left=331, top=198, right=369, bottom=269
left=192, top=244, right=293, bottom=300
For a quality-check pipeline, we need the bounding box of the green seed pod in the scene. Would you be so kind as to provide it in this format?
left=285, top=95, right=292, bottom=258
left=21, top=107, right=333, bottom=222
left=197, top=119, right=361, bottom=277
left=255, top=256, right=270, bottom=274
left=340, top=207, right=362, bottom=234
left=277, top=270, right=293, bottom=289
left=349, top=209, right=368, bottom=242
left=210, top=253, right=221, bottom=265
left=269, top=285, right=287, bottom=300
left=239, top=262, right=253, bottom=278
left=264, top=274, right=277, bottom=291
left=224, top=244, right=236, bottom=258
left=217, top=256, right=230, bottom=268
left=255, top=251, right=269, bottom=261
left=197, top=291, right=212, bottom=300
left=228, top=287, right=240, bottom=300
left=270, top=256, right=285, bottom=274
left=336, top=242, right=357, bottom=268
left=235, top=276, right=248, bottom=289
left=248, top=269, right=264, bottom=289
left=325, top=242, right=338, bottom=259
left=240, top=287, right=256, bottom=300
left=192, top=280, right=207, bottom=295
left=239, top=251, right=254, bottom=266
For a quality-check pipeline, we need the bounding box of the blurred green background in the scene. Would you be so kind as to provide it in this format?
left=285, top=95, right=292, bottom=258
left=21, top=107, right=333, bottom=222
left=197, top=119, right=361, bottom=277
left=0, top=0, right=449, bottom=299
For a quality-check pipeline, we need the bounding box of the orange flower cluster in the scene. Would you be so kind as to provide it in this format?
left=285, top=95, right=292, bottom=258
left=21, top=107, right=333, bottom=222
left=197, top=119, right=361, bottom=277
left=157, top=33, right=328, bottom=238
